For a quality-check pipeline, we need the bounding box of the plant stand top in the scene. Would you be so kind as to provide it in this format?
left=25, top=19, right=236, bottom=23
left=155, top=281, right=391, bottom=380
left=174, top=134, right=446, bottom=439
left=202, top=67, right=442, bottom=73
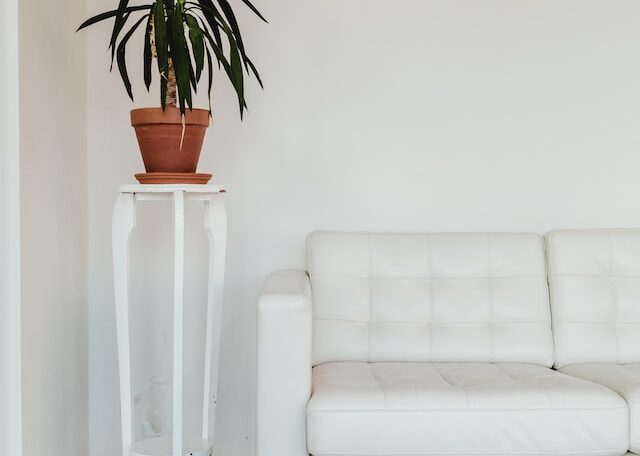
left=119, top=184, right=225, bottom=194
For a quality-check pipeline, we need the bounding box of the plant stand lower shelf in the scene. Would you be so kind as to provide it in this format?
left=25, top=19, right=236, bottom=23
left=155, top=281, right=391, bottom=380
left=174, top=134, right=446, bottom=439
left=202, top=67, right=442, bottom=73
left=113, top=184, right=227, bottom=456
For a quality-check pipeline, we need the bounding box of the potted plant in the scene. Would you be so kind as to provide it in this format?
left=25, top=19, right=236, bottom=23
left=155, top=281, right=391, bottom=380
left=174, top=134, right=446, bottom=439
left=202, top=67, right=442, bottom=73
left=78, top=0, right=266, bottom=183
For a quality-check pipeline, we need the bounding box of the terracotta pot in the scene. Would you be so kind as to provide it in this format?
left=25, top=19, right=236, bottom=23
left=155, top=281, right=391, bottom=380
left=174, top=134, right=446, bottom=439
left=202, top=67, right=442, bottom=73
left=130, top=107, right=210, bottom=173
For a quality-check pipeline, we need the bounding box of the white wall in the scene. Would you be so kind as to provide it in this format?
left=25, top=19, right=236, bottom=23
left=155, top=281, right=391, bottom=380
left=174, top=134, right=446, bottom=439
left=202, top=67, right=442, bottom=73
left=19, top=0, right=88, bottom=454
left=0, top=0, right=22, bottom=453
left=88, top=1, right=640, bottom=456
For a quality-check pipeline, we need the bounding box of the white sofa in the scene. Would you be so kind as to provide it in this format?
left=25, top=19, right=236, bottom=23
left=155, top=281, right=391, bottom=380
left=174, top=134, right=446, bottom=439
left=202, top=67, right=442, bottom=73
left=257, top=230, right=640, bottom=456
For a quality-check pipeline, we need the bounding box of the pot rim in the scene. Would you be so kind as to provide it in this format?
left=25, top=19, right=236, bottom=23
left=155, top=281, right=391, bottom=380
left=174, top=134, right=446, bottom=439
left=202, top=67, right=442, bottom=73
left=131, top=107, right=211, bottom=127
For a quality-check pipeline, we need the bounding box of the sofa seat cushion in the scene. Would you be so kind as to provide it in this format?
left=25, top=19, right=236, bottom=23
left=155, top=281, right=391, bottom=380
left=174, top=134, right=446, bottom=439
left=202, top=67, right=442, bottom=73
left=306, top=362, right=629, bottom=456
left=561, top=363, right=640, bottom=453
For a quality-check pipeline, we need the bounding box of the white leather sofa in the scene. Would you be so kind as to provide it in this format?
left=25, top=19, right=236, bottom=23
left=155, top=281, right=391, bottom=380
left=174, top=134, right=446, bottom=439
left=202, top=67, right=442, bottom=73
left=257, top=230, right=639, bottom=456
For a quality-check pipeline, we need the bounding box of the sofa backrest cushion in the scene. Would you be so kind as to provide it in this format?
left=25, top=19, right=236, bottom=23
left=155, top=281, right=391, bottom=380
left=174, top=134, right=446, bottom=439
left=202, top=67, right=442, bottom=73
left=307, top=232, right=554, bottom=367
left=546, top=229, right=640, bottom=367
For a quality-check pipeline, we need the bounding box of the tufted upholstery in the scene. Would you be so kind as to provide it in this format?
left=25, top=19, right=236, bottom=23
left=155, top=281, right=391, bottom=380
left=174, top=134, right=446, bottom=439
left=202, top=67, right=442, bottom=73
left=307, top=232, right=554, bottom=366
left=546, top=229, right=640, bottom=367
left=561, top=363, right=640, bottom=453
left=307, top=362, right=629, bottom=456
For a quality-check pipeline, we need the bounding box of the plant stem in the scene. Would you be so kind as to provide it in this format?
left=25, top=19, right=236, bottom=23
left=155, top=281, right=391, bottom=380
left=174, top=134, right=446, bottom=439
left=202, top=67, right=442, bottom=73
left=150, top=16, right=177, bottom=109
left=166, top=59, right=177, bottom=108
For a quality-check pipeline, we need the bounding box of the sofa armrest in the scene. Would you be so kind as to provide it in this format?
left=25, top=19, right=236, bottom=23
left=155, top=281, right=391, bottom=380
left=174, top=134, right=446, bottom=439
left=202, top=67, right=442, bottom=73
left=257, top=270, right=312, bottom=456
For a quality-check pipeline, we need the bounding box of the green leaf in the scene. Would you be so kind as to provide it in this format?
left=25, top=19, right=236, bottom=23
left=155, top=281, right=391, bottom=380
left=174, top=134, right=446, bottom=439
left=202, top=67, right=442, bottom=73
left=109, top=0, right=131, bottom=66
left=205, top=47, right=214, bottom=113
left=188, top=8, right=223, bottom=68
left=110, top=12, right=131, bottom=70
left=216, top=0, right=247, bottom=59
left=214, top=0, right=261, bottom=80
left=188, top=57, right=197, bottom=92
left=201, top=20, right=249, bottom=118
left=200, top=26, right=233, bottom=80
left=143, top=5, right=154, bottom=91
left=237, top=0, right=267, bottom=23
left=229, top=36, right=245, bottom=117
left=170, top=4, right=192, bottom=113
left=245, top=57, right=263, bottom=88
left=206, top=10, right=223, bottom=43
left=199, top=0, right=253, bottom=77
left=185, top=14, right=205, bottom=82
left=116, top=14, right=150, bottom=101
left=155, top=0, right=168, bottom=109
left=77, top=5, right=152, bottom=31
left=187, top=2, right=225, bottom=59
left=188, top=1, right=225, bottom=24
left=200, top=0, right=249, bottom=77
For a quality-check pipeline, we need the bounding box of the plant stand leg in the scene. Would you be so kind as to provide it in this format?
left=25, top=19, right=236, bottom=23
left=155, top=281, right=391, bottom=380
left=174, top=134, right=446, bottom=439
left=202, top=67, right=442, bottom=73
left=112, top=192, right=136, bottom=456
left=201, top=194, right=227, bottom=450
left=172, top=190, right=185, bottom=456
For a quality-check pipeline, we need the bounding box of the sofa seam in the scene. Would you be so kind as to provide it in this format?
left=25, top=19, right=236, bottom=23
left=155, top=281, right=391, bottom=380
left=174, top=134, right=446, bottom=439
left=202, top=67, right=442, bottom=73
left=311, top=272, right=545, bottom=280
left=306, top=450, right=629, bottom=456
left=426, top=234, right=434, bottom=361
left=367, top=233, right=373, bottom=362
left=315, top=318, right=552, bottom=325
left=609, top=231, right=621, bottom=364
left=487, top=234, right=495, bottom=363
left=307, top=406, right=628, bottom=413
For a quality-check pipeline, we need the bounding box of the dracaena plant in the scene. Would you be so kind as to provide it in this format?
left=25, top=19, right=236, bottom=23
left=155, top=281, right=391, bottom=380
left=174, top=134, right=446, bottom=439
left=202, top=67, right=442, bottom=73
left=78, top=0, right=266, bottom=117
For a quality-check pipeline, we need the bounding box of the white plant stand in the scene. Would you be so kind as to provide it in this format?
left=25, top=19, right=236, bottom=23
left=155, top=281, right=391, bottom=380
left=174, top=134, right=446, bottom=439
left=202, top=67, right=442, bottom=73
left=112, top=184, right=227, bottom=456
